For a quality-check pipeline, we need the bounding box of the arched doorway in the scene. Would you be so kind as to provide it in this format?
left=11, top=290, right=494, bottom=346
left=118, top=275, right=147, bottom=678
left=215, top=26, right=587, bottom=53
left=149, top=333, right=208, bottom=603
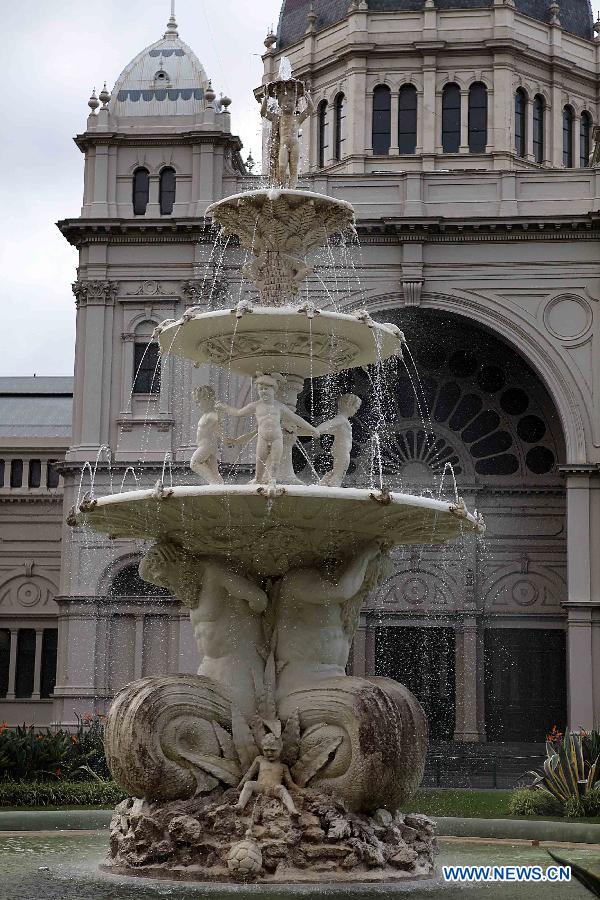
left=298, top=308, right=568, bottom=742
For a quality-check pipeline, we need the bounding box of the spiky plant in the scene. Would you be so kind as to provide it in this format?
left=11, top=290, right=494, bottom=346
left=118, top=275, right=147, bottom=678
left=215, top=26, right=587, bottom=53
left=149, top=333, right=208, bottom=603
left=527, top=729, right=600, bottom=807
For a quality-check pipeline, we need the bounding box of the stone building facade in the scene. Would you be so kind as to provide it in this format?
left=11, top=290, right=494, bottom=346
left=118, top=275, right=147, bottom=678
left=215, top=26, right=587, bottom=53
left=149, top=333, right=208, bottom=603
left=1, top=2, right=599, bottom=743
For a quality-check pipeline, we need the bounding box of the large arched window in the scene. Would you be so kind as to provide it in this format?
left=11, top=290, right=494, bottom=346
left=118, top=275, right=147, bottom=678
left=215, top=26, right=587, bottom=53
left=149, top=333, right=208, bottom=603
left=580, top=111, right=592, bottom=167
left=159, top=167, right=176, bottom=215
left=468, top=82, right=488, bottom=153
left=132, top=167, right=150, bottom=216
left=563, top=105, right=574, bottom=167
left=317, top=100, right=328, bottom=168
left=372, top=85, right=391, bottom=155
left=110, top=563, right=170, bottom=597
left=514, top=88, right=527, bottom=158
left=533, top=94, right=545, bottom=164
left=398, top=84, right=418, bottom=154
left=333, top=93, right=346, bottom=161
left=441, top=83, right=461, bottom=153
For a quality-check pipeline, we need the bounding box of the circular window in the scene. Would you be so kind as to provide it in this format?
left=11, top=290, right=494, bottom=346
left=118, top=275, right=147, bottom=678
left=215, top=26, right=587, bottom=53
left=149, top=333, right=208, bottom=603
left=449, top=350, right=478, bottom=378
left=477, top=365, right=506, bottom=394
left=526, top=446, right=555, bottom=475
left=500, top=388, right=529, bottom=416
left=517, top=415, right=546, bottom=443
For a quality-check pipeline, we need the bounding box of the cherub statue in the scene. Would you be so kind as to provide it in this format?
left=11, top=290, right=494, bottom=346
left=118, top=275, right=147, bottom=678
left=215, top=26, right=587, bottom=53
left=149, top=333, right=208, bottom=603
left=218, top=374, right=318, bottom=485
left=260, top=84, right=315, bottom=189
left=190, top=386, right=223, bottom=484
left=236, top=733, right=300, bottom=815
left=316, top=393, right=362, bottom=487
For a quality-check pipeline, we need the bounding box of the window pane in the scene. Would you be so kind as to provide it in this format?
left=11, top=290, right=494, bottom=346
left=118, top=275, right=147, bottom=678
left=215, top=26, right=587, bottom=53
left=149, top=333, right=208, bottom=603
left=15, top=629, right=35, bottom=698
left=533, top=95, right=544, bottom=164
left=0, top=630, right=10, bottom=697
left=398, top=85, right=417, bottom=154
left=159, top=168, right=176, bottom=215
left=47, top=460, right=60, bottom=489
left=133, top=342, right=161, bottom=394
left=515, top=90, right=526, bottom=158
left=0, top=460, right=4, bottom=487
left=40, top=629, right=58, bottom=699
left=10, top=459, right=23, bottom=488
left=580, top=113, right=591, bottom=167
left=468, top=83, right=487, bottom=153
left=334, top=93, right=346, bottom=161
left=372, top=86, right=391, bottom=155
left=132, top=168, right=150, bottom=216
left=442, top=84, right=461, bottom=153
left=318, top=101, right=328, bottom=167
left=28, top=459, right=41, bottom=489
left=563, top=106, right=574, bottom=167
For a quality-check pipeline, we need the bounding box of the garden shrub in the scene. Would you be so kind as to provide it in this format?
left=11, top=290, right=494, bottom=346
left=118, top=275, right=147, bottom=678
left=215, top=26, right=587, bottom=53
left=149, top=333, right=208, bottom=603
left=0, top=780, right=125, bottom=808
left=0, top=715, right=110, bottom=782
left=508, top=788, right=563, bottom=817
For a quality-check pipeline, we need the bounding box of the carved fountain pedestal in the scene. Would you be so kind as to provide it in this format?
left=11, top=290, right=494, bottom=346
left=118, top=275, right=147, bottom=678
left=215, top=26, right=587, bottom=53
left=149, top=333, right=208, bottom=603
left=72, top=67, right=484, bottom=886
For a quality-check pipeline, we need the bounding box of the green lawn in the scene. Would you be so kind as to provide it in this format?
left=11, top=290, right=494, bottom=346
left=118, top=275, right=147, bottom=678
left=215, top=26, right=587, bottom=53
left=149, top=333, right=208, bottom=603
left=405, top=789, right=600, bottom=823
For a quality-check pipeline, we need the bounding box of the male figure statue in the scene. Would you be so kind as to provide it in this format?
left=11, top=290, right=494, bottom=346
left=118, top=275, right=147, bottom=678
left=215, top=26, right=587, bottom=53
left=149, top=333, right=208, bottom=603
left=236, top=733, right=300, bottom=815
left=272, top=542, right=388, bottom=699
left=190, top=385, right=223, bottom=484
left=317, top=393, right=362, bottom=487
left=260, top=86, right=315, bottom=189
left=218, top=374, right=318, bottom=484
left=139, top=542, right=268, bottom=717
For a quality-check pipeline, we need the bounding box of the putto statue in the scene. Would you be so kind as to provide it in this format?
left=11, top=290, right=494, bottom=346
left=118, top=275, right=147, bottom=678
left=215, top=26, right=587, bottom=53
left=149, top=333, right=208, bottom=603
left=317, top=393, right=362, bottom=487
left=190, top=386, right=223, bottom=484
left=260, top=79, right=314, bottom=189
left=236, top=732, right=301, bottom=815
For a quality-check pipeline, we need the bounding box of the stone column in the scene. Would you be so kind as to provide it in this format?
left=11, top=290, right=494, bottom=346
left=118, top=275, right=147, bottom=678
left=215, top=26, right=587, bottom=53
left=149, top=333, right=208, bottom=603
left=526, top=96, right=534, bottom=161
left=33, top=628, right=43, bottom=699
left=6, top=628, right=18, bottom=700
left=453, top=615, right=485, bottom=742
left=389, top=90, right=400, bottom=155
left=459, top=89, right=469, bottom=153
left=562, top=467, right=600, bottom=729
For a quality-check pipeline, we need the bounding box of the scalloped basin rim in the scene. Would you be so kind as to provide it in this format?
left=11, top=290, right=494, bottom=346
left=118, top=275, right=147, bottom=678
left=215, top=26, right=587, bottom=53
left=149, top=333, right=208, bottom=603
left=206, top=187, right=354, bottom=216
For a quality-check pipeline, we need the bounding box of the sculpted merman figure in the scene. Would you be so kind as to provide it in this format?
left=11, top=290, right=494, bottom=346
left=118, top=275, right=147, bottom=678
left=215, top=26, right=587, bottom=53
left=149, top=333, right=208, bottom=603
left=236, top=733, right=301, bottom=816
left=260, top=84, right=315, bottom=189
left=139, top=542, right=268, bottom=718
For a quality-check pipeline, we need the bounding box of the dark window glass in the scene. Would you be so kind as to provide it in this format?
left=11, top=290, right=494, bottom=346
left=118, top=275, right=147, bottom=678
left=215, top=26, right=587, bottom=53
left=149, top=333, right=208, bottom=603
left=110, top=563, right=170, bottom=597
left=515, top=88, right=527, bottom=158
left=533, top=94, right=545, bottom=164
left=133, top=342, right=161, bottom=394
left=159, top=167, right=176, bottom=215
left=47, top=460, right=60, bottom=489
left=563, top=106, right=574, bottom=167
left=317, top=100, right=328, bottom=167
left=475, top=453, right=519, bottom=475
left=40, top=629, right=58, bottom=699
left=10, top=459, right=23, bottom=488
left=500, top=388, right=529, bottom=416
left=132, top=167, right=150, bottom=215
left=580, top=112, right=592, bottom=167
left=442, top=83, right=461, bottom=153
left=333, top=93, right=346, bottom=161
left=372, top=85, right=391, bottom=155
left=468, top=82, right=487, bottom=153
left=398, top=84, right=417, bottom=154
left=0, top=630, right=10, bottom=697
left=15, top=629, right=35, bottom=698
left=28, top=459, right=41, bottom=489
left=517, top=415, right=546, bottom=443
left=526, top=446, right=555, bottom=474
left=0, top=459, right=5, bottom=487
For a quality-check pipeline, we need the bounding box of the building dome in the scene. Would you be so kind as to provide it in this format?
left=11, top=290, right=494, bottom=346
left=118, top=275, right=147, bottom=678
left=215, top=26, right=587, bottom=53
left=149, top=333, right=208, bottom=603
left=276, top=0, right=594, bottom=50
left=109, top=15, right=210, bottom=118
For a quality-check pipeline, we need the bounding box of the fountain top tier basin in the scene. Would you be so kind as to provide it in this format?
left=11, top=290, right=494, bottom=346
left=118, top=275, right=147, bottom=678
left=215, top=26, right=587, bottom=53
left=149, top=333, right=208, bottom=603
left=206, top=188, right=354, bottom=255
left=157, top=306, right=404, bottom=377
left=74, top=485, right=484, bottom=577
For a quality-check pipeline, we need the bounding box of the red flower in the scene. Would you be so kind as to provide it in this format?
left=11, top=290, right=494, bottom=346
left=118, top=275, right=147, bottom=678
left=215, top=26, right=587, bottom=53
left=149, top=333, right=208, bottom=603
left=55, top=767, right=61, bottom=776
left=547, top=725, right=563, bottom=743
left=71, top=735, right=78, bottom=744
left=0, top=722, right=8, bottom=734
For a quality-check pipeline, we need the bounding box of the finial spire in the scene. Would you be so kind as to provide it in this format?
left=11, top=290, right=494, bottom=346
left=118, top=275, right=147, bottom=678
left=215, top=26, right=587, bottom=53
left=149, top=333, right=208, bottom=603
left=165, top=0, right=178, bottom=38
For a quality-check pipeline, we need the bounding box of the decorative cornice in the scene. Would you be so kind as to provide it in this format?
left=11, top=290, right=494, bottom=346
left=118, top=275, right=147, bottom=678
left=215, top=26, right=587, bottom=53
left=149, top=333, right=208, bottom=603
left=59, top=219, right=213, bottom=248
left=558, top=464, right=600, bottom=477
left=74, top=130, right=243, bottom=153
left=357, top=217, right=600, bottom=243
left=72, top=279, right=119, bottom=307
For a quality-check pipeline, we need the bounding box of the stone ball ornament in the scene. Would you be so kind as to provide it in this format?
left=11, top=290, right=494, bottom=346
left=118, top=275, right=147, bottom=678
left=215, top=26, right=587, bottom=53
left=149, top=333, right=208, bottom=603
left=227, top=839, right=263, bottom=877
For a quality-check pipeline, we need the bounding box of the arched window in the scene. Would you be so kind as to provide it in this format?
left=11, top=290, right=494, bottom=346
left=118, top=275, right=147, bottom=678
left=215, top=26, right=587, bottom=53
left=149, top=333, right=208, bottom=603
left=563, top=105, right=574, bottom=167
left=398, top=84, right=417, bottom=154
left=159, top=167, right=176, bottom=215
left=468, top=82, right=488, bottom=153
left=372, top=85, right=391, bottom=155
left=317, top=100, right=328, bottom=167
left=133, top=341, right=161, bottom=394
left=514, top=88, right=527, bottom=158
left=580, top=111, right=592, bottom=167
left=132, top=167, right=150, bottom=215
left=441, top=83, right=461, bottom=153
left=533, top=94, right=545, bottom=164
left=333, top=93, right=346, bottom=161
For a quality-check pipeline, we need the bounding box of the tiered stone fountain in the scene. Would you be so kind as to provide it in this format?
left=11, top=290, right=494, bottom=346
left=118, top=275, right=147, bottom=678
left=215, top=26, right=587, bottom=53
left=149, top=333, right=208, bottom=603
left=73, top=67, right=484, bottom=886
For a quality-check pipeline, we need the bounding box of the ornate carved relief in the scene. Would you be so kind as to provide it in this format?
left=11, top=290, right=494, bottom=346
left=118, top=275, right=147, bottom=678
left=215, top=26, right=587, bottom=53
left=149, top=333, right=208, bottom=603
left=125, top=281, right=176, bottom=297
left=543, top=295, right=592, bottom=341
left=181, top=278, right=227, bottom=305
left=0, top=573, right=59, bottom=611
left=72, top=280, right=119, bottom=307
left=482, top=563, right=566, bottom=614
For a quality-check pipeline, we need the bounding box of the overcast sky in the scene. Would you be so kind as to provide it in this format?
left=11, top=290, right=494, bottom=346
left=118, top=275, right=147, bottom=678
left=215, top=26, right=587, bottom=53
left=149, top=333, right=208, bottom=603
left=3, top=2, right=600, bottom=377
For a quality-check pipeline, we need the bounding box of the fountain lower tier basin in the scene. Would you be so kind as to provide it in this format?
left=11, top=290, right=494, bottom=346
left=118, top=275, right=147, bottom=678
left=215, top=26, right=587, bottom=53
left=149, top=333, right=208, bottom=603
left=157, top=307, right=403, bottom=378
left=74, top=485, right=483, bottom=577
left=206, top=188, right=354, bottom=256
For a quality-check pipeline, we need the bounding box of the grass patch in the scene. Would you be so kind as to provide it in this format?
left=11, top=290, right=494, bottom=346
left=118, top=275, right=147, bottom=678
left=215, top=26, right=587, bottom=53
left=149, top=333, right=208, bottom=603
left=404, top=789, right=600, bottom=823
left=0, top=780, right=125, bottom=809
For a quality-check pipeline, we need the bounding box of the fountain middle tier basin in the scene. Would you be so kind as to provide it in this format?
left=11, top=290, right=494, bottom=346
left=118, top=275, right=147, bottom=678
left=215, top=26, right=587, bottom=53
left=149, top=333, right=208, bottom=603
left=74, top=485, right=483, bottom=577
left=158, top=306, right=403, bottom=377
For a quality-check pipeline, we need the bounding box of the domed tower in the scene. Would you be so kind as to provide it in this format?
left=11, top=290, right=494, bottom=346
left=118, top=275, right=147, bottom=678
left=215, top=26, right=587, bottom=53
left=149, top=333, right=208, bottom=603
left=263, top=1, right=600, bottom=743
left=53, top=11, right=245, bottom=726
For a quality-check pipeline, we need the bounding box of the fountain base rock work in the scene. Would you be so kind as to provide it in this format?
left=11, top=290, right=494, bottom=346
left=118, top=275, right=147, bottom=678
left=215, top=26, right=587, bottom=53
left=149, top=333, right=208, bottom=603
left=72, top=59, right=484, bottom=886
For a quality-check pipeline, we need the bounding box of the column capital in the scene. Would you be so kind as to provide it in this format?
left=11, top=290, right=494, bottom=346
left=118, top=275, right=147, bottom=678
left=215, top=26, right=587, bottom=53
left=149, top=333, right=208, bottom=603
left=559, top=464, right=600, bottom=478
left=72, top=280, right=119, bottom=307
